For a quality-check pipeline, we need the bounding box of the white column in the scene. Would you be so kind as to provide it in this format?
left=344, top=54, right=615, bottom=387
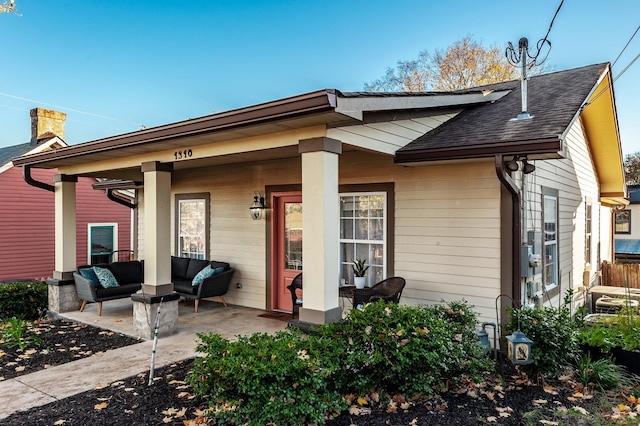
left=141, top=161, right=173, bottom=296
left=298, top=137, right=342, bottom=324
left=53, top=174, right=77, bottom=281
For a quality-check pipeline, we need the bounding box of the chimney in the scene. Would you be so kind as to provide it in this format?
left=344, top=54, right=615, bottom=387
left=30, top=108, right=66, bottom=145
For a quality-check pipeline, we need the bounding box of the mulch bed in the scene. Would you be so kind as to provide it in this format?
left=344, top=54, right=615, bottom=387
left=0, top=318, right=140, bottom=381
left=0, top=318, right=631, bottom=425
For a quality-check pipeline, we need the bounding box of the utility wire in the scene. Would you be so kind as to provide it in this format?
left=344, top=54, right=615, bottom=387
left=612, top=25, right=640, bottom=68
left=582, top=52, right=640, bottom=110
left=532, top=0, right=564, bottom=64
left=0, top=91, right=144, bottom=127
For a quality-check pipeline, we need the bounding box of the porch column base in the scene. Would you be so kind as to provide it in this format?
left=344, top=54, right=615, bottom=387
left=131, top=292, right=180, bottom=339
left=299, top=306, right=342, bottom=325
left=46, top=277, right=81, bottom=313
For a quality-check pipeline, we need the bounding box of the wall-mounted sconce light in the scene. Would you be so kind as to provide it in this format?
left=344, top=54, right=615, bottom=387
left=250, top=191, right=265, bottom=220
left=504, top=155, right=536, bottom=174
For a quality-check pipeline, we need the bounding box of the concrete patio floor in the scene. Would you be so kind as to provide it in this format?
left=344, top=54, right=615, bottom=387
left=0, top=298, right=289, bottom=420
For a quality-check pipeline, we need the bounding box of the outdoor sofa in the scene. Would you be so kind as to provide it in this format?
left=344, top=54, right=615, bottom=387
left=171, top=256, right=235, bottom=313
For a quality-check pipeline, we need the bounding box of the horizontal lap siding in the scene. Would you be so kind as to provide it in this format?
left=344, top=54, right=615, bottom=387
left=147, top=149, right=503, bottom=318
left=0, top=168, right=131, bottom=281
left=341, top=153, right=502, bottom=323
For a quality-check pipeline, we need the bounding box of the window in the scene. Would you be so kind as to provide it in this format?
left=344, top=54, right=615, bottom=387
left=585, top=202, right=592, bottom=265
left=543, top=193, right=558, bottom=288
left=339, top=192, right=386, bottom=287
left=615, top=210, right=631, bottom=234
left=175, top=193, right=209, bottom=260
left=88, top=224, right=117, bottom=264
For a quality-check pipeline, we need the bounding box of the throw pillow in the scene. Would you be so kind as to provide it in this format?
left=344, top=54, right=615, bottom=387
left=93, top=266, right=120, bottom=289
left=79, top=267, right=101, bottom=288
left=191, top=265, right=225, bottom=287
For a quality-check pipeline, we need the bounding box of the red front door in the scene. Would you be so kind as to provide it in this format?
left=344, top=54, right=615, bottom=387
left=273, top=193, right=302, bottom=312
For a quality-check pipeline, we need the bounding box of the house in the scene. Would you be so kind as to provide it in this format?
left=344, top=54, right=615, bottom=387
left=614, top=185, right=640, bottom=262
left=0, top=108, right=133, bottom=282
left=13, top=63, right=626, bottom=337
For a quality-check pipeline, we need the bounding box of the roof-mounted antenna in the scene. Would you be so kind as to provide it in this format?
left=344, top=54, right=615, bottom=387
left=506, top=37, right=533, bottom=120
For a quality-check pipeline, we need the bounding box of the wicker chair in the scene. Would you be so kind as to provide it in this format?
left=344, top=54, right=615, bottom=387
left=286, top=273, right=303, bottom=318
left=352, top=276, right=406, bottom=308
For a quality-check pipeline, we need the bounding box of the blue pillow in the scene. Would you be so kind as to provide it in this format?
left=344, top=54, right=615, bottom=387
left=93, top=266, right=120, bottom=289
left=192, top=265, right=224, bottom=287
left=79, top=268, right=100, bottom=288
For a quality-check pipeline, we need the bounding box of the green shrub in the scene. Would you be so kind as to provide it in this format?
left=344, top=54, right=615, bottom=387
left=0, top=281, right=48, bottom=320
left=189, top=328, right=345, bottom=426
left=578, top=312, right=640, bottom=353
left=506, top=294, right=579, bottom=376
left=319, top=300, right=492, bottom=396
left=189, top=300, right=491, bottom=424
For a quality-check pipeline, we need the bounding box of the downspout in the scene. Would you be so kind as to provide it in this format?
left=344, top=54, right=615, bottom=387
left=23, top=165, right=54, bottom=192
left=495, top=154, right=522, bottom=307
left=107, top=189, right=136, bottom=209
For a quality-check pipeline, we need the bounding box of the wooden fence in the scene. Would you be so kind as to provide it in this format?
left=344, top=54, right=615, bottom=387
left=601, top=262, right=640, bottom=288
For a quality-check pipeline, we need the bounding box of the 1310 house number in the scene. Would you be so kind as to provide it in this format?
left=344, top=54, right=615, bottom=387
left=174, top=149, right=193, bottom=160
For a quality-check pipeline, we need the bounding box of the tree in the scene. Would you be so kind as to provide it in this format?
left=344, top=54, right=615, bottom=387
left=0, top=0, right=15, bottom=13
left=624, top=152, right=640, bottom=185
left=364, top=36, right=527, bottom=92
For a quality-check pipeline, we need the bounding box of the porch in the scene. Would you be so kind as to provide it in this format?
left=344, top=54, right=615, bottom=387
left=59, top=297, right=289, bottom=344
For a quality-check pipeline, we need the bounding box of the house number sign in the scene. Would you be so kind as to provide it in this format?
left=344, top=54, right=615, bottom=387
left=174, top=149, right=193, bottom=160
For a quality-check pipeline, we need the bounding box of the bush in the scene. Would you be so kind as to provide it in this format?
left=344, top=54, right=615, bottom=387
left=189, top=328, right=345, bottom=426
left=319, top=300, right=490, bottom=397
left=0, top=281, right=48, bottom=320
left=189, top=300, right=491, bottom=425
left=506, top=294, right=579, bottom=376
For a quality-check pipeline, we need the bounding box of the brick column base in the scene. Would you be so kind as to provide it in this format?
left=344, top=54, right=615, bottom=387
left=131, top=292, right=180, bottom=339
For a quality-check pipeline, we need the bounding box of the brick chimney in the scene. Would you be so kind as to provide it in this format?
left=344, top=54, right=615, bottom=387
left=30, top=108, right=66, bottom=145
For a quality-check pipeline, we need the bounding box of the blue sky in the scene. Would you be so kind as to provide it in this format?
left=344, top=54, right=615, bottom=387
left=1, top=0, right=639, bottom=155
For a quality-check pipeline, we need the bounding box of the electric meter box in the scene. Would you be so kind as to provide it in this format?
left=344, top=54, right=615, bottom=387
left=521, top=245, right=532, bottom=277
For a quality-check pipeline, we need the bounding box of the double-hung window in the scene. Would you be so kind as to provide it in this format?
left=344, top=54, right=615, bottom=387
left=175, top=193, right=209, bottom=260
left=339, top=192, right=386, bottom=287
left=543, top=192, right=558, bottom=288
left=615, top=210, right=631, bottom=234
left=88, top=223, right=117, bottom=264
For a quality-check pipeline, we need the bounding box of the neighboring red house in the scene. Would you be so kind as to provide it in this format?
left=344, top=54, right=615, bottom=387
left=0, top=108, right=133, bottom=281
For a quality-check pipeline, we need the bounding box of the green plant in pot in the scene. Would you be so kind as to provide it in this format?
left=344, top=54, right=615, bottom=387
left=352, top=259, right=369, bottom=289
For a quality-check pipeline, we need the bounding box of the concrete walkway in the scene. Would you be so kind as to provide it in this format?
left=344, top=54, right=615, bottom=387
left=0, top=298, right=288, bottom=419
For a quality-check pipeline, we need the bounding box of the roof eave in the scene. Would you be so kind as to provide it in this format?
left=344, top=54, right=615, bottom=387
left=394, top=137, right=563, bottom=164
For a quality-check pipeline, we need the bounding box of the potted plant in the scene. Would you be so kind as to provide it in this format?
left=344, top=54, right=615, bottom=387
left=352, top=259, right=369, bottom=289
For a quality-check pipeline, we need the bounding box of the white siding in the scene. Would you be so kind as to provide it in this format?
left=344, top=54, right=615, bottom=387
left=518, top=118, right=606, bottom=310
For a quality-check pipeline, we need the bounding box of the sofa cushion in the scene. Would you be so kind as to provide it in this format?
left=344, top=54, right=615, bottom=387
left=209, top=261, right=230, bottom=271
left=185, top=259, right=210, bottom=280
left=93, top=266, right=120, bottom=289
left=95, top=283, right=141, bottom=298
left=173, top=279, right=198, bottom=295
left=171, top=256, right=190, bottom=279
left=192, top=265, right=225, bottom=286
left=79, top=267, right=100, bottom=288
left=109, top=261, right=143, bottom=285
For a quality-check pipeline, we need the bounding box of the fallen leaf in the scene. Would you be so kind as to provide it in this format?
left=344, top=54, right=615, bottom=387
left=533, top=399, right=548, bottom=405
left=486, top=416, right=497, bottom=422
left=357, top=396, right=368, bottom=405
left=572, top=406, right=588, bottom=415
left=162, top=407, right=179, bottom=416
left=53, top=420, right=66, bottom=425
left=539, top=421, right=559, bottom=425
left=175, top=407, right=187, bottom=417
left=94, top=383, right=108, bottom=390
left=94, top=402, right=108, bottom=410
left=543, top=385, right=558, bottom=395
left=162, top=416, right=172, bottom=423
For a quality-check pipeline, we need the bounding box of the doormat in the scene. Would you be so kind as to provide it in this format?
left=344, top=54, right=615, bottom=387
left=258, top=312, right=292, bottom=321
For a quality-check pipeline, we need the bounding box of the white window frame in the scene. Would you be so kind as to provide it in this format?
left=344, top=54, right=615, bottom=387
left=175, top=193, right=210, bottom=260
left=543, top=193, right=559, bottom=290
left=87, top=223, right=118, bottom=264
left=585, top=201, right=592, bottom=267
left=339, top=191, right=387, bottom=287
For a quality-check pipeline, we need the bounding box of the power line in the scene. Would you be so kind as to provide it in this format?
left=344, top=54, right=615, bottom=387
left=612, top=25, right=640, bottom=68
left=532, top=0, right=564, bottom=65
left=0, top=92, right=144, bottom=127
left=581, top=52, right=640, bottom=111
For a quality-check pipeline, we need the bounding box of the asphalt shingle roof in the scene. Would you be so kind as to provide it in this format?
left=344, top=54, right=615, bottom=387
left=0, top=143, right=31, bottom=167
left=396, top=63, right=608, bottom=159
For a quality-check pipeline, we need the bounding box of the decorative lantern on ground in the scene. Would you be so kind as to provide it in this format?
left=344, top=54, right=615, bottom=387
left=506, top=329, right=533, bottom=365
